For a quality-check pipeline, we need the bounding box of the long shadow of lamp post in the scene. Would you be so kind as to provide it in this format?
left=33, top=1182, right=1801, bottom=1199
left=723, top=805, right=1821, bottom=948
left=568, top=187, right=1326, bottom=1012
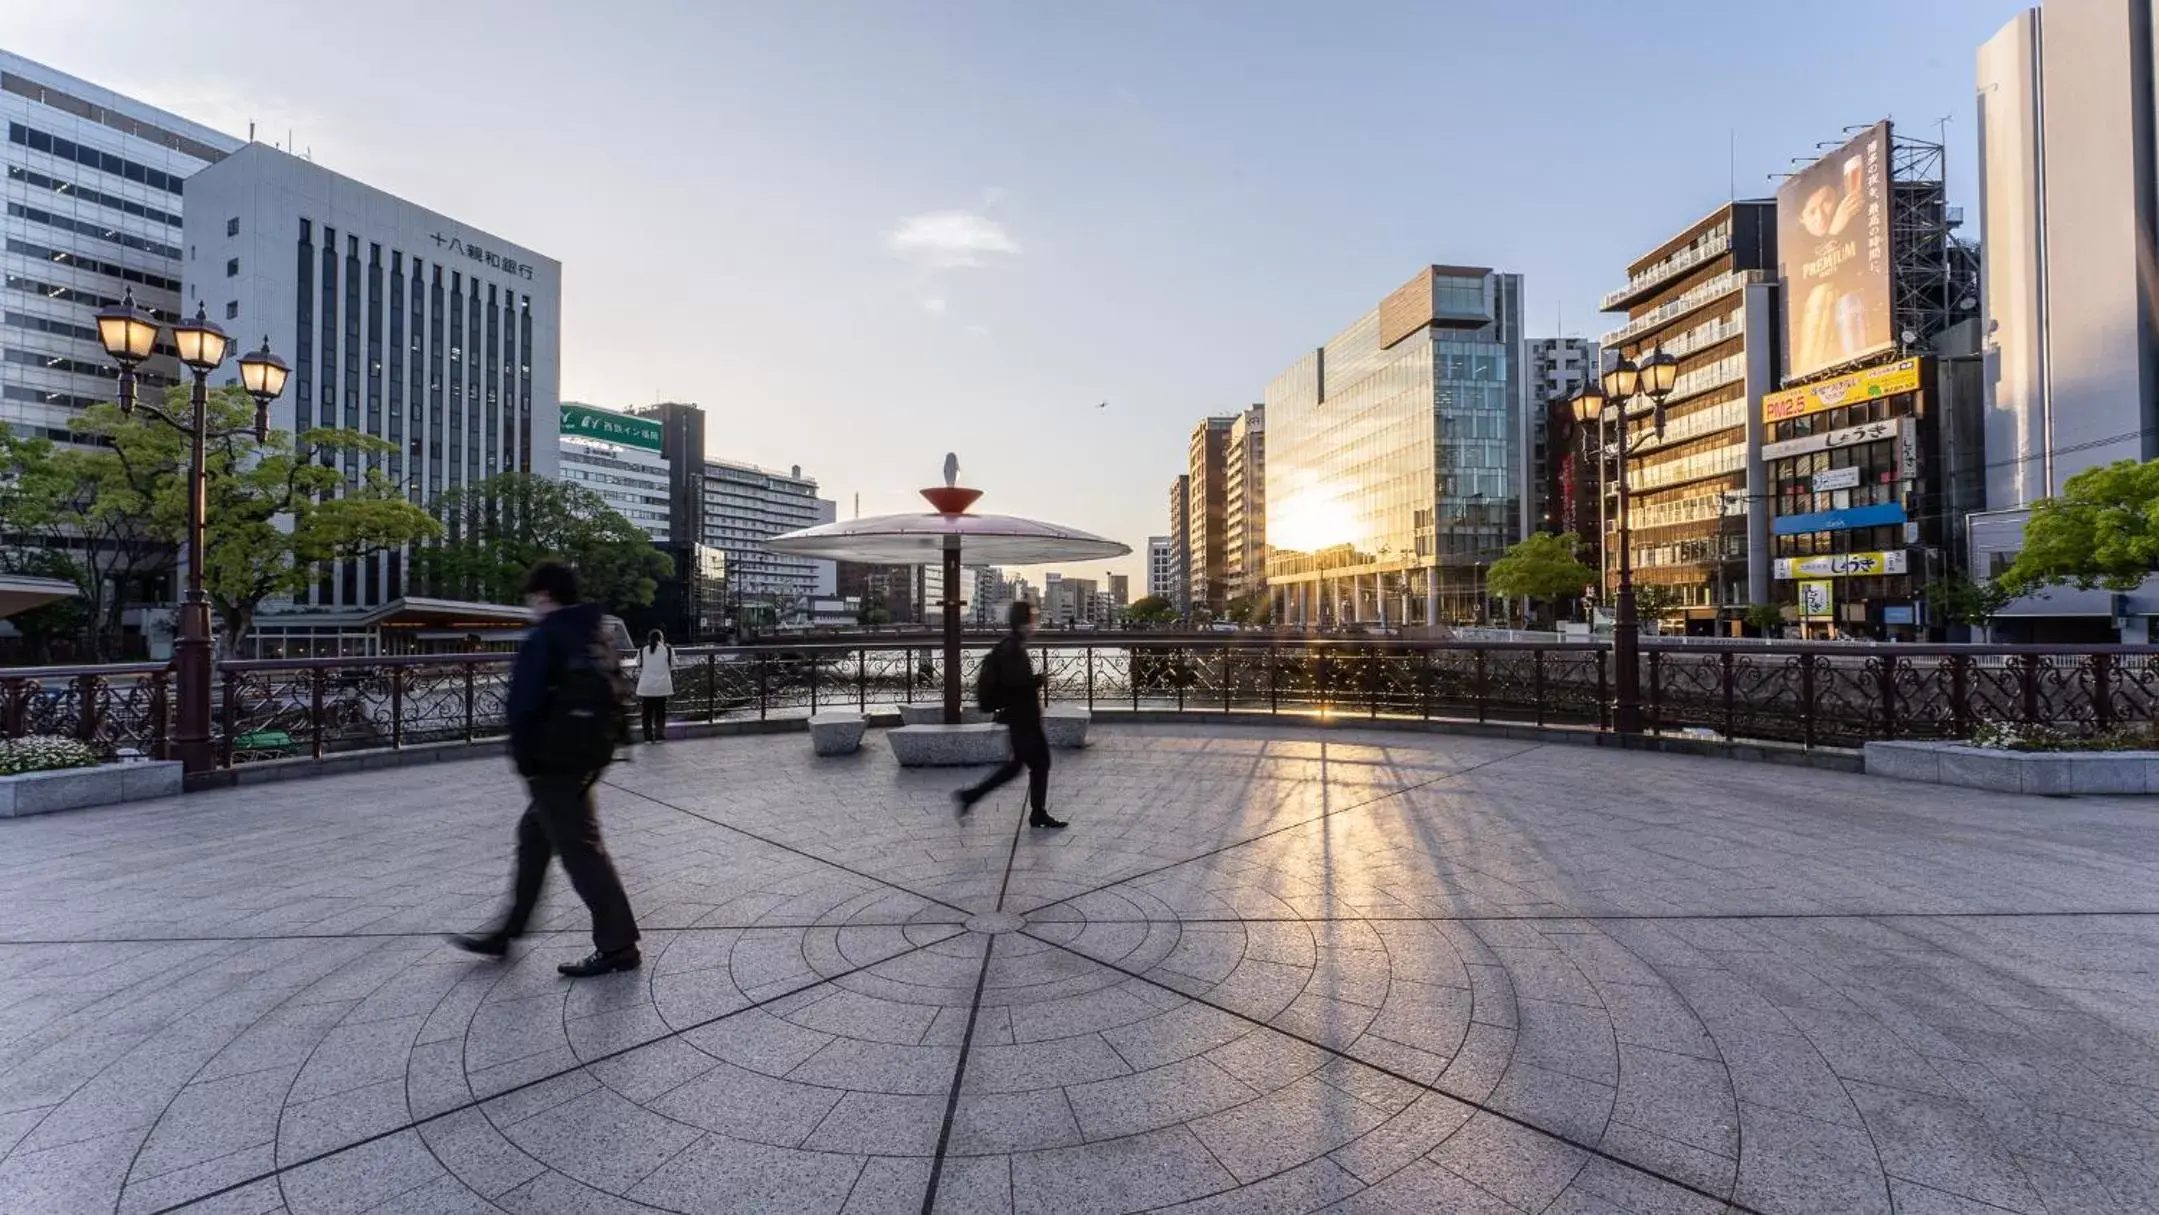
left=96, top=289, right=289, bottom=774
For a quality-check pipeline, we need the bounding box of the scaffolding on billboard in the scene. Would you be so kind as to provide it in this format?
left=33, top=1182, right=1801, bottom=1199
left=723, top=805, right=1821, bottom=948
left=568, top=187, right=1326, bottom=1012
left=1888, top=130, right=1981, bottom=357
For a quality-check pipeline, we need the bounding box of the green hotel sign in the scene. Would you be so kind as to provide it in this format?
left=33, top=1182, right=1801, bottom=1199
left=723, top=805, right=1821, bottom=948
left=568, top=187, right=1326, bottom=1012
left=560, top=404, right=663, bottom=452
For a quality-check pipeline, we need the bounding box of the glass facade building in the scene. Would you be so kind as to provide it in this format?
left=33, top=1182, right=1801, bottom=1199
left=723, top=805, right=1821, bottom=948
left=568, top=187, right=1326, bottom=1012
left=1265, top=266, right=1524, bottom=628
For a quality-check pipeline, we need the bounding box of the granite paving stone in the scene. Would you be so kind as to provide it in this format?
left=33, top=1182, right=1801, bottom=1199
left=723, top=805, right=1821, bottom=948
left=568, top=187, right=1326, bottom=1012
left=0, top=721, right=2153, bottom=1211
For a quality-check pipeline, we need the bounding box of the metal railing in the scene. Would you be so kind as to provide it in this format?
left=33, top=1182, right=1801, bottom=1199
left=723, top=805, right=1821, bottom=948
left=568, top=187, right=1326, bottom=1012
left=8, top=639, right=2159, bottom=768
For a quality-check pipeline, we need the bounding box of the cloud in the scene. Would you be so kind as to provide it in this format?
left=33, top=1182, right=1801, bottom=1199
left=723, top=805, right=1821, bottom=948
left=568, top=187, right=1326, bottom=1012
left=885, top=211, right=1021, bottom=269
left=922, top=296, right=948, bottom=315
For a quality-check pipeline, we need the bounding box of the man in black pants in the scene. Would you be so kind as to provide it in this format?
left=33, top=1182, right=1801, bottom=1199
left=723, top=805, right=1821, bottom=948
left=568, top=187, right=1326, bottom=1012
left=955, top=601, right=1066, bottom=828
left=453, top=562, right=642, bottom=977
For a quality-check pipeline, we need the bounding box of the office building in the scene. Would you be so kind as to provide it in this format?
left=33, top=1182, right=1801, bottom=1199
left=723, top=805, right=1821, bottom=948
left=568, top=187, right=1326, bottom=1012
left=0, top=51, right=240, bottom=446
left=1598, top=202, right=1777, bottom=634
left=1223, top=405, right=1266, bottom=605
left=1166, top=475, right=1190, bottom=614
left=836, top=561, right=921, bottom=624
left=1524, top=338, right=1598, bottom=537
left=1146, top=536, right=1176, bottom=601
left=1265, top=265, right=1525, bottom=628
left=703, top=459, right=824, bottom=607
left=187, top=141, right=561, bottom=610
left=1760, top=121, right=1979, bottom=639
left=971, top=566, right=1010, bottom=626
left=1186, top=415, right=1235, bottom=615
left=1043, top=573, right=1099, bottom=628
left=557, top=403, right=670, bottom=541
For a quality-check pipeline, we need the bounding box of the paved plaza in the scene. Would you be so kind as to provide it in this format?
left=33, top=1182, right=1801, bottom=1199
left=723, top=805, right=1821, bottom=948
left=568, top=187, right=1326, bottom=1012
left=1, top=724, right=2157, bottom=1213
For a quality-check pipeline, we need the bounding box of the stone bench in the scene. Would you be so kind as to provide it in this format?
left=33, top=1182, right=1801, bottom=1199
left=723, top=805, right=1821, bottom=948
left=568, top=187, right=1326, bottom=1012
left=897, top=703, right=990, bottom=726
left=807, top=712, right=868, bottom=757
left=888, top=723, right=1009, bottom=767
left=1043, top=705, right=1092, bottom=749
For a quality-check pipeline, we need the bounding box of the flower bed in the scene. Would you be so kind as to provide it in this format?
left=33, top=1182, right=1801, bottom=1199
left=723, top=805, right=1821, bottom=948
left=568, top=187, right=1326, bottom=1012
left=0, top=735, right=181, bottom=817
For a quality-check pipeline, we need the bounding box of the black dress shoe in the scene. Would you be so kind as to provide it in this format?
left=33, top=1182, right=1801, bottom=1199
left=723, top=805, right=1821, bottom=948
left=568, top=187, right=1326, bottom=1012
left=953, top=789, right=977, bottom=815
left=449, top=932, right=509, bottom=958
left=558, top=947, right=642, bottom=977
left=1029, top=813, right=1068, bottom=829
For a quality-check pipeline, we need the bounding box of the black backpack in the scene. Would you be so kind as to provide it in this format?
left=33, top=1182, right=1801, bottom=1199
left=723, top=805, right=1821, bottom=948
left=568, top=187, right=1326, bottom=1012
left=537, top=626, right=632, bottom=773
left=975, top=643, right=1008, bottom=714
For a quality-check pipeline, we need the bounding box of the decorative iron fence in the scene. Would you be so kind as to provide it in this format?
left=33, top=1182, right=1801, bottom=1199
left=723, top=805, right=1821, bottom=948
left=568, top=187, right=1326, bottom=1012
left=4, top=640, right=2158, bottom=769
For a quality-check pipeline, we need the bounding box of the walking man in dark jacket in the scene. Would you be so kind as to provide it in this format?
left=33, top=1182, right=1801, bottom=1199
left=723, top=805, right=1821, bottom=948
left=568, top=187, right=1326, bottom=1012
left=453, top=562, right=643, bottom=977
left=954, top=601, right=1066, bottom=827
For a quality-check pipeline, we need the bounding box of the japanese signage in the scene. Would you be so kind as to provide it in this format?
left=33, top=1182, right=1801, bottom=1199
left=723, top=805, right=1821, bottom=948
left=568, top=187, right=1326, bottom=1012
left=1762, top=357, right=1922, bottom=423
left=560, top=404, right=662, bottom=452
left=1760, top=415, right=1908, bottom=461
left=1771, top=502, right=1907, bottom=536
left=431, top=231, right=535, bottom=280
left=1812, top=466, right=1861, bottom=493
left=1779, top=120, right=1893, bottom=380
left=1773, top=549, right=1909, bottom=580
left=1800, top=581, right=1835, bottom=619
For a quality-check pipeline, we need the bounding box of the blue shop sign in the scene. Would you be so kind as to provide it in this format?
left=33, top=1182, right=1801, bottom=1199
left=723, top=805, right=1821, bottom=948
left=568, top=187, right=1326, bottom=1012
left=1883, top=605, right=1916, bottom=625
left=1771, top=502, right=1907, bottom=536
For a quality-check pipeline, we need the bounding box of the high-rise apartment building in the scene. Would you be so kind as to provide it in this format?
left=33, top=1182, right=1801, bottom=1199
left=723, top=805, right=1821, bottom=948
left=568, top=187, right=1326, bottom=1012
left=557, top=403, right=670, bottom=541
left=1523, top=338, right=1598, bottom=538
left=1166, top=475, right=1191, bottom=615
left=702, top=459, right=824, bottom=605
left=1223, top=404, right=1266, bottom=606
left=1598, top=203, right=1778, bottom=632
left=188, top=142, right=562, bottom=610
left=0, top=52, right=240, bottom=445
left=1186, top=415, right=1235, bottom=615
left=1265, top=265, right=1525, bottom=628
left=1146, top=536, right=1176, bottom=602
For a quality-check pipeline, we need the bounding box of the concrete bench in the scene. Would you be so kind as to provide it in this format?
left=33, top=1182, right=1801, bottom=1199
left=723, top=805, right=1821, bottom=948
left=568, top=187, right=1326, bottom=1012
left=897, top=703, right=990, bottom=726
left=807, top=712, right=868, bottom=757
left=888, top=723, right=1009, bottom=767
left=1043, top=705, right=1092, bottom=749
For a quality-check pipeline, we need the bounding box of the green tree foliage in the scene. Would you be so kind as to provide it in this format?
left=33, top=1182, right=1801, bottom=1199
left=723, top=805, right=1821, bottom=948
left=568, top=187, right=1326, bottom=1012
left=70, top=389, right=442, bottom=654
left=414, top=471, right=671, bottom=615
left=0, top=424, right=167, bottom=659
left=1486, top=532, right=1597, bottom=609
left=1125, top=594, right=1177, bottom=627
left=1925, top=575, right=2012, bottom=626
left=1629, top=584, right=1684, bottom=621
left=1742, top=603, right=1787, bottom=635
left=0, top=549, right=93, bottom=662
left=1998, top=459, right=2159, bottom=594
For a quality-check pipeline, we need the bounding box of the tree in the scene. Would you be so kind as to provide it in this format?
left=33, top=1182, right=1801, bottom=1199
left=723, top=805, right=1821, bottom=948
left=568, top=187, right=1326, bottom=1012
left=1742, top=603, right=1787, bottom=636
left=71, top=389, right=442, bottom=654
left=1487, top=532, right=1597, bottom=623
left=1926, top=575, right=2011, bottom=627
left=1998, top=459, right=2159, bottom=595
left=1629, top=584, right=1684, bottom=621
left=414, top=471, right=671, bottom=615
left=1125, top=595, right=1177, bottom=627
left=0, top=549, right=93, bottom=662
left=1, top=423, right=168, bottom=659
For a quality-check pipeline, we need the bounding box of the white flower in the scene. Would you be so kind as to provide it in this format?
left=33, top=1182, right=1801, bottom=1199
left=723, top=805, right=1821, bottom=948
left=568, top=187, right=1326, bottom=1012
left=0, top=735, right=103, bottom=775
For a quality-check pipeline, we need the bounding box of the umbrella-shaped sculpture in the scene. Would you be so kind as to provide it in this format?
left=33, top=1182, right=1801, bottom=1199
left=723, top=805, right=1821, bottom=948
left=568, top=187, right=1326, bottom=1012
left=766, top=455, right=1130, bottom=724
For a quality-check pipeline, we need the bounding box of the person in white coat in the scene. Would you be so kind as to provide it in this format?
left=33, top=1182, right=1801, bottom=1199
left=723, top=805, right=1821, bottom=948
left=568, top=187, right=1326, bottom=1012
left=635, top=630, right=676, bottom=743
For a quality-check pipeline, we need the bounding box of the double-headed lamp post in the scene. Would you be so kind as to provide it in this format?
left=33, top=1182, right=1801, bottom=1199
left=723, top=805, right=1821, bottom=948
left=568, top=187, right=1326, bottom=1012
left=95, top=289, right=289, bottom=773
left=1570, top=348, right=1678, bottom=736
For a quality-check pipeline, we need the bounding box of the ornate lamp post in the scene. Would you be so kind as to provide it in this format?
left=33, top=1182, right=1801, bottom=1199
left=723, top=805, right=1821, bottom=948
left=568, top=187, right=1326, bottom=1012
left=1571, top=347, right=1678, bottom=735
left=96, top=291, right=289, bottom=773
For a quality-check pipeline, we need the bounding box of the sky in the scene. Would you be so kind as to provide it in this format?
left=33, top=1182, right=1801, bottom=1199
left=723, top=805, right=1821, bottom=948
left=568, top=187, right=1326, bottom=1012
left=2, top=0, right=2036, bottom=585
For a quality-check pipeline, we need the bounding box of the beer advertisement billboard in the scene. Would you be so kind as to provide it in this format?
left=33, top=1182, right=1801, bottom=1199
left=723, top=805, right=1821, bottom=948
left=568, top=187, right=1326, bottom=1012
left=1779, top=121, right=1893, bottom=381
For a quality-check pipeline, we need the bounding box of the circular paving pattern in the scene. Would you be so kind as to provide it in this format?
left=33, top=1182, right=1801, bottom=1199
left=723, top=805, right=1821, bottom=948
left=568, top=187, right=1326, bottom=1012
left=1, top=723, right=2157, bottom=1213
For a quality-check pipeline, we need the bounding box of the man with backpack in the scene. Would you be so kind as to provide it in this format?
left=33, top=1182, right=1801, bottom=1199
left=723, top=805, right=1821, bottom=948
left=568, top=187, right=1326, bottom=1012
left=953, top=601, right=1066, bottom=828
left=452, top=561, right=642, bottom=977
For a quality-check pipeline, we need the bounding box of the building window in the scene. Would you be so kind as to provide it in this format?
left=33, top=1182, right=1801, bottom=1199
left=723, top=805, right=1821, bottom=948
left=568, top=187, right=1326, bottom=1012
left=226, top=217, right=240, bottom=237
left=225, top=257, right=238, bottom=278
left=225, top=300, right=238, bottom=320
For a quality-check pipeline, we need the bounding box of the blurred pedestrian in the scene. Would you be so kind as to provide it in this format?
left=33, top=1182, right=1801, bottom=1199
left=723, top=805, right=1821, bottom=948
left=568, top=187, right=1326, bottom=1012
left=453, top=561, right=642, bottom=978
left=636, top=629, right=675, bottom=743
left=954, top=601, right=1065, bottom=828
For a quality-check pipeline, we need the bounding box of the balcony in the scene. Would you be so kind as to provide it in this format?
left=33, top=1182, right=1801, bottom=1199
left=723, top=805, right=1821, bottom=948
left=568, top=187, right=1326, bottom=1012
left=1657, top=315, right=1745, bottom=362
left=1600, top=270, right=1759, bottom=349
left=1600, top=232, right=1733, bottom=312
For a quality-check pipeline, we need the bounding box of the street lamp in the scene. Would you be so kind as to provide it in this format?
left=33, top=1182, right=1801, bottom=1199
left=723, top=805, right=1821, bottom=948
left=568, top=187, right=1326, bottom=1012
left=1572, top=347, right=1677, bottom=736
left=97, top=299, right=289, bottom=775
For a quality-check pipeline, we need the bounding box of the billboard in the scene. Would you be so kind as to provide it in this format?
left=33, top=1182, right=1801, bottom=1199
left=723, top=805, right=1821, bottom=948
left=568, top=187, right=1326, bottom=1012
left=1761, top=357, right=1920, bottom=423
left=1780, top=121, right=1893, bottom=380
left=560, top=403, right=663, bottom=452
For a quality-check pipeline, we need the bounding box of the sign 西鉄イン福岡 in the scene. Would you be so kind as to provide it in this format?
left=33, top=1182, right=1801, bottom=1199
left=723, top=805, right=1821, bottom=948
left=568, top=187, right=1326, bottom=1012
left=1772, top=549, right=1909, bottom=580
left=560, top=404, right=663, bottom=453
